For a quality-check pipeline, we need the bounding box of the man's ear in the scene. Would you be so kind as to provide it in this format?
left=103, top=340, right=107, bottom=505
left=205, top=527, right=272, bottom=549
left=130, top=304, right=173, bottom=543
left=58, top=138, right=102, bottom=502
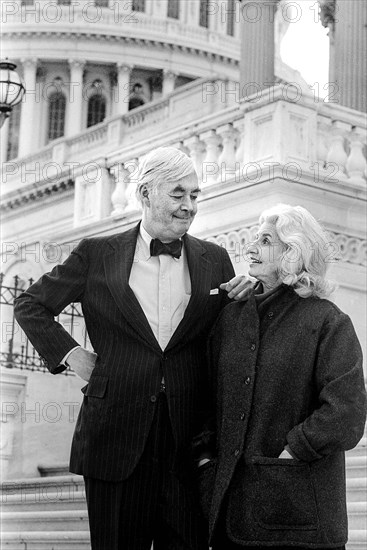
left=140, top=185, right=150, bottom=206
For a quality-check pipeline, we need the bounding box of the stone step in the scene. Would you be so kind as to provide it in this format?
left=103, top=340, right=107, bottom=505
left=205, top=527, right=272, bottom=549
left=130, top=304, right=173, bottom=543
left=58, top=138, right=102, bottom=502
left=347, top=501, right=367, bottom=530
left=1, top=474, right=84, bottom=496
left=37, top=463, right=72, bottom=477
left=347, top=529, right=367, bottom=549
left=1, top=509, right=89, bottom=532
left=347, top=438, right=367, bottom=458
left=0, top=531, right=91, bottom=550
left=1, top=490, right=87, bottom=512
left=346, top=477, right=367, bottom=502
left=346, top=455, right=367, bottom=479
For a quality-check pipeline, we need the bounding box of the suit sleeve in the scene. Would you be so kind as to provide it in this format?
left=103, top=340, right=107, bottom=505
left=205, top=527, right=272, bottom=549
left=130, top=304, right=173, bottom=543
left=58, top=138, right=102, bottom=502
left=287, top=311, right=367, bottom=461
left=14, top=239, right=90, bottom=374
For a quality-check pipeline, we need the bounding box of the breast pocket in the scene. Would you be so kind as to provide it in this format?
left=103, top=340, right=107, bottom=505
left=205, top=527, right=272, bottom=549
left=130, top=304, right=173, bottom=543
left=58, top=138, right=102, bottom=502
left=252, top=456, right=319, bottom=531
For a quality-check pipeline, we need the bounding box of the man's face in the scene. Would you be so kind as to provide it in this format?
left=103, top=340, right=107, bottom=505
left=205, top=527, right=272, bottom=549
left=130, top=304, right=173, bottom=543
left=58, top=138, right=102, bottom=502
left=142, top=172, right=200, bottom=242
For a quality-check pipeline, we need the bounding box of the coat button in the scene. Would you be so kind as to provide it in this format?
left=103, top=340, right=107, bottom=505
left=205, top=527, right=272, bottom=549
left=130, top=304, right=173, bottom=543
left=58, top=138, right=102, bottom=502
left=244, top=377, right=251, bottom=385
left=240, top=413, right=245, bottom=421
left=268, top=311, right=274, bottom=318
left=150, top=395, right=157, bottom=403
left=250, top=343, right=256, bottom=351
left=234, top=449, right=240, bottom=457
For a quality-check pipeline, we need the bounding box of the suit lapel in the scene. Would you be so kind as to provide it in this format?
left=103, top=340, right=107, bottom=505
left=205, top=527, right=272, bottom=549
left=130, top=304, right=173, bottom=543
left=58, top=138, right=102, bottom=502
left=103, top=224, right=161, bottom=352
left=166, top=233, right=211, bottom=351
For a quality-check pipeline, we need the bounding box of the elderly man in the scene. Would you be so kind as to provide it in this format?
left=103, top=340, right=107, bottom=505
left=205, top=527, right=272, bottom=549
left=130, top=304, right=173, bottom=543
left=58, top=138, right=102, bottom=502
left=14, top=146, right=248, bottom=550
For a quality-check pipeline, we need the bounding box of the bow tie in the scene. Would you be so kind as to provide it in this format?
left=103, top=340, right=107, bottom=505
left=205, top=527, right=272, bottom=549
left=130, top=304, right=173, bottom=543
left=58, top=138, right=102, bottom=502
left=150, top=238, right=182, bottom=259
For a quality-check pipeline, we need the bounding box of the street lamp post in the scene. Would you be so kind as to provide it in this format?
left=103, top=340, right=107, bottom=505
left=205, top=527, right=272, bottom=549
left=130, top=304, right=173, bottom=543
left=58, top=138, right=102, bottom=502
left=0, top=60, right=26, bottom=128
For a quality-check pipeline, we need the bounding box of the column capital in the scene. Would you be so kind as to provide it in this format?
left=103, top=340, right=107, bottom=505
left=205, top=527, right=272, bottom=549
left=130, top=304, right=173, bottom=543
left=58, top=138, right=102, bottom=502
left=319, top=0, right=336, bottom=32
left=163, top=69, right=177, bottom=79
left=68, top=59, right=86, bottom=71
left=116, top=63, right=133, bottom=74
left=20, top=58, right=38, bottom=71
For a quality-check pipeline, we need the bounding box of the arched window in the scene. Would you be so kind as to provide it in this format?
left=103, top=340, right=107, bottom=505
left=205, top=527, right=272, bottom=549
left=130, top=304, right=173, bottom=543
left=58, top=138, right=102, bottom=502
left=227, top=0, right=236, bottom=36
left=6, top=103, right=22, bottom=161
left=47, top=91, right=66, bottom=142
left=167, top=0, right=180, bottom=19
left=132, top=0, right=146, bottom=12
left=87, top=94, right=106, bottom=127
left=199, top=0, right=209, bottom=28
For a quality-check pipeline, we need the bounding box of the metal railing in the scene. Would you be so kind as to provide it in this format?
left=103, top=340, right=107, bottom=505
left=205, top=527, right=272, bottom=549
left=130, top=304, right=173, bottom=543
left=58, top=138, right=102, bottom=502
left=0, top=274, right=89, bottom=375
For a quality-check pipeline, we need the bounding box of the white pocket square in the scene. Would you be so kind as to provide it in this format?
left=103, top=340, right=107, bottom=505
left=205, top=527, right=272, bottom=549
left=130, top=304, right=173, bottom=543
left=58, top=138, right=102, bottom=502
left=210, top=288, right=219, bottom=295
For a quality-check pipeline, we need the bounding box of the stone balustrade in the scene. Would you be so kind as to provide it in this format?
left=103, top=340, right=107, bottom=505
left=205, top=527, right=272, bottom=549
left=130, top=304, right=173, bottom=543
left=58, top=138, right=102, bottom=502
left=2, top=84, right=366, bottom=228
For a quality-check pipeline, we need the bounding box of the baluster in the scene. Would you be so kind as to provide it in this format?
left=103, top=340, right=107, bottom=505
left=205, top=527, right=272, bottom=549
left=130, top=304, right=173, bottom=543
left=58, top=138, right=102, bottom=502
left=217, top=123, right=239, bottom=182
left=346, top=131, right=366, bottom=186
left=233, top=119, right=245, bottom=168
left=110, top=163, right=128, bottom=216
left=326, top=121, right=348, bottom=177
left=316, top=118, right=329, bottom=168
left=124, top=158, right=141, bottom=213
left=184, top=136, right=206, bottom=183
left=200, top=130, right=222, bottom=186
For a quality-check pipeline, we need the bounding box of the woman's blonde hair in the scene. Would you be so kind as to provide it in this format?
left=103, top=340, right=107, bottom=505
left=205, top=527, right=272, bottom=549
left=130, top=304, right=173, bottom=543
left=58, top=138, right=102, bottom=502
left=259, top=204, right=337, bottom=298
left=135, top=146, right=196, bottom=203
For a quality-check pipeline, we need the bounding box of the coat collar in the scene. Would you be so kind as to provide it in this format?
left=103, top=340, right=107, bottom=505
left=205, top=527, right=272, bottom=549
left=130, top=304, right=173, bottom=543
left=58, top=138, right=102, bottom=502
left=103, top=224, right=212, bottom=354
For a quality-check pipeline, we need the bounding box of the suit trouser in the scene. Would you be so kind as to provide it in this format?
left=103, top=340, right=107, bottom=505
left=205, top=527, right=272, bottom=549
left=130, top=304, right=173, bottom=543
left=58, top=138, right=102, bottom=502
left=84, top=393, right=208, bottom=550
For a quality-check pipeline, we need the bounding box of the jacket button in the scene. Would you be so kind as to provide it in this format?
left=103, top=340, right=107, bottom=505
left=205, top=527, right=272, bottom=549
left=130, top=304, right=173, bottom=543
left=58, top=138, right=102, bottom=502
left=234, top=449, right=240, bottom=457
left=268, top=311, right=274, bottom=318
left=244, top=377, right=251, bottom=385
left=240, top=413, right=245, bottom=421
left=250, top=343, right=256, bottom=351
left=150, top=395, right=157, bottom=403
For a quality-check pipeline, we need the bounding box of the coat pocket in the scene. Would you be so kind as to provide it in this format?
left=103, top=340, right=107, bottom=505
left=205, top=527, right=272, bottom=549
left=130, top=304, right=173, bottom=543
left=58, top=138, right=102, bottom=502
left=82, top=375, right=108, bottom=398
left=252, top=456, right=318, bottom=531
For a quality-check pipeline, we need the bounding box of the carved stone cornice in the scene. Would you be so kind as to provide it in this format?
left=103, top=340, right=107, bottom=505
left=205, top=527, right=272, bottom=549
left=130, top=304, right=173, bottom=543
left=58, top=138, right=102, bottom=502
left=4, top=32, right=239, bottom=67
left=1, top=179, right=74, bottom=212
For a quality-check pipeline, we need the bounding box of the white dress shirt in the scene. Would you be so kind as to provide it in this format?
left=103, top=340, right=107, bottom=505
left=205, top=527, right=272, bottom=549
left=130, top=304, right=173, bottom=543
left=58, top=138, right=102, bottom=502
left=129, top=224, right=191, bottom=350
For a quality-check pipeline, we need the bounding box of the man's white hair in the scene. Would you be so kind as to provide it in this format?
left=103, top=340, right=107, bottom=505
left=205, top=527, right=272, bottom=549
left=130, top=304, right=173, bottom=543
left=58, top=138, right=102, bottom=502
left=135, top=146, right=196, bottom=203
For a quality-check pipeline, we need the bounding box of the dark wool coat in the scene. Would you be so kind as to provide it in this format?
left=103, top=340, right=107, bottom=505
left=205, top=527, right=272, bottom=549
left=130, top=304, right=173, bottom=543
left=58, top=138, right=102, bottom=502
left=200, top=284, right=366, bottom=547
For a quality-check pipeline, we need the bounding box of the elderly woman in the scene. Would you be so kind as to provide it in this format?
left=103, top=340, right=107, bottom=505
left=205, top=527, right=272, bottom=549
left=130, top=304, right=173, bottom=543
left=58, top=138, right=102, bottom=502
left=195, top=204, right=366, bottom=550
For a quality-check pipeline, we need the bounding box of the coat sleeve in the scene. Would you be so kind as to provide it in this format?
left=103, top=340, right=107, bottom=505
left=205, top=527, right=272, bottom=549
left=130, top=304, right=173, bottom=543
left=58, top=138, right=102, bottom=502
left=13, top=239, right=90, bottom=374
left=287, top=309, right=366, bottom=461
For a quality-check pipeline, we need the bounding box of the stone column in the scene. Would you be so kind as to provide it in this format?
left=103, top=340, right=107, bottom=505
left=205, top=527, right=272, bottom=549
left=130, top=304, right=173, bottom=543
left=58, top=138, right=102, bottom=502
left=162, top=70, right=176, bottom=96
left=18, top=58, right=37, bottom=157
left=320, top=0, right=366, bottom=112
left=67, top=59, right=85, bottom=137
left=239, top=0, right=280, bottom=97
left=115, top=63, right=132, bottom=115
left=0, top=118, right=9, bottom=165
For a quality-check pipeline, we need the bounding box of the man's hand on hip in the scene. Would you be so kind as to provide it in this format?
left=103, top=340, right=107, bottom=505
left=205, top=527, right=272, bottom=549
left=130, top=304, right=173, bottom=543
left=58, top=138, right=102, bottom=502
left=66, top=347, right=97, bottom=382
left=220, top=275, right=254, bottom=301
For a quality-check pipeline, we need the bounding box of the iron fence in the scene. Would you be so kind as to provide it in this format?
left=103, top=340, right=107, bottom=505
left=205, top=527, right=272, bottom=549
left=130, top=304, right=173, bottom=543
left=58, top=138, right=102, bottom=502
left=0, top=273, right=90, bottom=375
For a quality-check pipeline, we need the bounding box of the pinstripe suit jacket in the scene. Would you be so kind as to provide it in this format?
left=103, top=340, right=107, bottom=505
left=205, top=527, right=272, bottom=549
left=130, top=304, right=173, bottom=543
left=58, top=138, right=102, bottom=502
left=14, top=223, right=235, bottom=481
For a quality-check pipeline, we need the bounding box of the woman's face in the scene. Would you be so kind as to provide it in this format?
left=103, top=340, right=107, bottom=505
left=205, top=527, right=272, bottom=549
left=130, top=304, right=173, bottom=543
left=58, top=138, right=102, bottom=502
left=247, top=222, right=286, bottom=292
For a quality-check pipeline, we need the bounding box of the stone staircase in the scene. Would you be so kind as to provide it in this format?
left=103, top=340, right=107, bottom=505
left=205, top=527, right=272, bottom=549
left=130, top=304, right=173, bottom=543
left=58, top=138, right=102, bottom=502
left=1, top=466, right=90, bottom=549
left=346, top=436, right=367, bottom=549
left=1, top=441, right=366, bottom=550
